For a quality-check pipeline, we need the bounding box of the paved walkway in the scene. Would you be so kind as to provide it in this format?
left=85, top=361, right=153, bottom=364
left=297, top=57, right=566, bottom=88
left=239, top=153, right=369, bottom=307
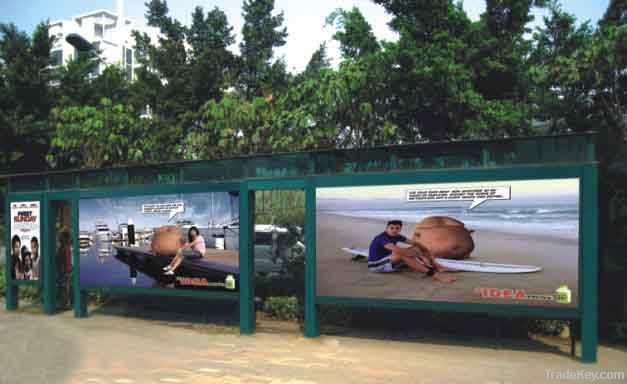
left=1, top=304, right=626, bottom=384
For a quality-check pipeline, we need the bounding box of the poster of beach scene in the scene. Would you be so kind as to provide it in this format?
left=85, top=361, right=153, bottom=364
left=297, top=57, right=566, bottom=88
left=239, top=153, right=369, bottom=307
left=79, top=192, right=240, bottom=290
left=316, top=178, right=580, bottom=308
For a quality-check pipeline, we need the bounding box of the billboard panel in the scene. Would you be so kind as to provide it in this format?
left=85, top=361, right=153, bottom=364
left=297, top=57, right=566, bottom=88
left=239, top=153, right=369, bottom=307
left=316, top=178, right=579, bottom=308
left=10, top=201, right=41, bottom=281
left=79, top=192, right=240, bottom=291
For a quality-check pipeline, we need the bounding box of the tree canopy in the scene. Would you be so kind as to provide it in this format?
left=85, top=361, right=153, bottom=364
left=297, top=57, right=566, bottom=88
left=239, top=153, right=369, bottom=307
left=0, top=0, right=624, bottom=172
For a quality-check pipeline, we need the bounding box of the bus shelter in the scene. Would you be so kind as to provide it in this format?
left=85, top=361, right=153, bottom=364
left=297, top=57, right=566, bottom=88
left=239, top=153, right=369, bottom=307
left=2, top=133, right=599, bottom=362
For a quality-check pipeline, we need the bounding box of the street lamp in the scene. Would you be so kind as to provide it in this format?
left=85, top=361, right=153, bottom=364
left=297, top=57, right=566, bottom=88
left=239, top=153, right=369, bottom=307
left=65, top=33, right=93, bottom=53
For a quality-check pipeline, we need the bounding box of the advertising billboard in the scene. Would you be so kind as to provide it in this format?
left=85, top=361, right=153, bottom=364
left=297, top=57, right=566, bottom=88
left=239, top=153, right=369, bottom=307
left=79, top=192, right=240, bottom=291
left=10, top=201, right=41, bottom=281
left=316, top=178, right=579, bottom=308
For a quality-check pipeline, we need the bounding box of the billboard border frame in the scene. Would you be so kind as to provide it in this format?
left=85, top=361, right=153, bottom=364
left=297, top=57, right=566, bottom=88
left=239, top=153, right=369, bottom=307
left=304, top=163, right=597, bottom=362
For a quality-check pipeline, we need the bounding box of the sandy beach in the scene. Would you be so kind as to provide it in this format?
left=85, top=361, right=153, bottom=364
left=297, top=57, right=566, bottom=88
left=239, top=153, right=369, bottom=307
left=316, top=213, right=579, bottom=307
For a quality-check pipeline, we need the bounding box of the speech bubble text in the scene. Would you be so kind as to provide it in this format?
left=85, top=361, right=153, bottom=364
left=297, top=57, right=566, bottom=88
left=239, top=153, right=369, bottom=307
left=406, top=186, right=511, bottom=210
left=141, top=202, right=185, bottom=220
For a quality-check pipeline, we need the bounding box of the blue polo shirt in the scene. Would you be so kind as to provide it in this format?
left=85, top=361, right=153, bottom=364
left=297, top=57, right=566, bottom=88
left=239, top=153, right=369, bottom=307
left=368, top=232, right=407, bottom=263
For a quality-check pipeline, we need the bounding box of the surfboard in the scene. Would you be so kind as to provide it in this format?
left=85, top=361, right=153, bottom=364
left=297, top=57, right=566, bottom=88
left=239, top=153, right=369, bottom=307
left=340, top=247, right=542, bottom=274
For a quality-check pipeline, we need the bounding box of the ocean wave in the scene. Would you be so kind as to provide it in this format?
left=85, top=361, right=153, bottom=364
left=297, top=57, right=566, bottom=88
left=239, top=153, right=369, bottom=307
left=323, top=207, right=579, bottom=240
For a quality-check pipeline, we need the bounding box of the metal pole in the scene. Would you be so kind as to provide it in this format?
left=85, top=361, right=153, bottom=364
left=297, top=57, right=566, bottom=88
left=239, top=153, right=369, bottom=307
left=581, top=164, right=598, bottom=363
left=239, top=184, right=255, bottom=334
left=304, top=181, right=319, bottom=337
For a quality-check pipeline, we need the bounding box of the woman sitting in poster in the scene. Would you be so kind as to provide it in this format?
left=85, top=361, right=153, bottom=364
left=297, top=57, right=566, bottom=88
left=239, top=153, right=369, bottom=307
left=162, top=226, right=206, bottom=275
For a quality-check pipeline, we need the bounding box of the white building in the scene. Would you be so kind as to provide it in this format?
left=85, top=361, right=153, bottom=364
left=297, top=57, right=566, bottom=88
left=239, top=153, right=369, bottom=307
left=47, top=1, right=147, bottom=81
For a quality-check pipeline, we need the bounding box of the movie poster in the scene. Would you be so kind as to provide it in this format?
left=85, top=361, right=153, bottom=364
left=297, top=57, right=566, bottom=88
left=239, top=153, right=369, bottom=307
left=10, top=201, right=41, bottom=281
left=316, top=178, right=579, bottom=308
left=79, top=192, right=240, bottom=291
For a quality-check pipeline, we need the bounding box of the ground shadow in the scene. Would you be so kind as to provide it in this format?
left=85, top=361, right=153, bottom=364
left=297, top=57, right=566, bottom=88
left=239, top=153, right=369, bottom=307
left=87, top=294, right=241, bottom=331
left=317, top=306, right=580, bottom=361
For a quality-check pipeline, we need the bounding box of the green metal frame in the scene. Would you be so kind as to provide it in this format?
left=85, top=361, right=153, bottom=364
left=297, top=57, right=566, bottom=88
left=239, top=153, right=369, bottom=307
left=301, top=163, right=598, bottom=363
left=43, top=191, right=84, bottom=316
left=74, top=182, right=245, bottom=321
left=4, top=193, right=44, bottom=311
left=244, top=179, right=307, bottom=333
left=4, top=161, right=598, bottom=362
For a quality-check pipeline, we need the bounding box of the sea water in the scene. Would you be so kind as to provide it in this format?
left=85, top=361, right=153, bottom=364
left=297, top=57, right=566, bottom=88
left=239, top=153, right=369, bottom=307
left=324, top=205, right=579, bottom=240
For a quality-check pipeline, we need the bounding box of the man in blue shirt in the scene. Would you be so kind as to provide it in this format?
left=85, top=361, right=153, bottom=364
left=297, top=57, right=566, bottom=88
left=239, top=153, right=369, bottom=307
left=368, top=220, right=456, bottom=283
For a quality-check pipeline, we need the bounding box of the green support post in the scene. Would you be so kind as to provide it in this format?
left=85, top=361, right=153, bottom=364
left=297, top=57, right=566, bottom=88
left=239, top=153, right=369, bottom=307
left=239, top=184, right=255, bottom=334
left=43, top=197, right=56, bottom=314
left=5, top=198, right=18, bottom=310
left=481, top=147, right=490, bottom=167
left=72, top=198, right=87, bottom=317
left=304, top=181, right=319, bottom=337
left=581, top=164, right=598, bottom=363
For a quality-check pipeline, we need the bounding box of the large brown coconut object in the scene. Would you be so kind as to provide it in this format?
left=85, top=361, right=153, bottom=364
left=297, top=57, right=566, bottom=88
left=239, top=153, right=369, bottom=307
left=412, top=216, right=475, bottom=260
left=151, top=225, right=185, bottom=256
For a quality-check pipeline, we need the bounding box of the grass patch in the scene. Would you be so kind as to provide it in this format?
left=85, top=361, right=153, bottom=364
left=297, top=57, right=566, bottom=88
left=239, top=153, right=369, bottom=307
left=263, top=296, right=300, bottom=321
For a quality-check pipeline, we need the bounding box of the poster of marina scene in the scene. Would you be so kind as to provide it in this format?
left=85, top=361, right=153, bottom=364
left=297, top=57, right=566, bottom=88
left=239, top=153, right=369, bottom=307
left=316, top=178, right=579, bottom=308
left=79, top=192, right=240, bottom=291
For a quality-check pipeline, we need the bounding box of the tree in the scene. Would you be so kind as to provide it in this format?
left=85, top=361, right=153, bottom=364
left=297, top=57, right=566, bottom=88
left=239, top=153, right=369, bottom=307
left=372, top=0, right=484, bottom=140
left=184, top=94, right=285, bottom=159
left=0, top=22, right=54, bottom=172
left=529, top=1, right=625, bottom=161
left=47, top=98, right=155, bottom=169
left=131, top=0, right=237, bottom=161
left=237, top=0, right=288, bottom=100
left=325, top=7, right=380, bottom=60
left=303, top=43, right=331, bottom=78
left=53, top=51, right=102, bottom=106
left=187, top=6, right=236, bottom=110
left=601, top=0, right=626, bottom=27
left=471, top=0, right=546, bottom=101
left=530, top=1, right=595, bottom=133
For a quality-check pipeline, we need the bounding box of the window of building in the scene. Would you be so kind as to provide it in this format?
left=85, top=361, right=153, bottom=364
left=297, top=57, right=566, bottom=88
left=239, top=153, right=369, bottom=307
left=50, top=50, right=63, bottom=66
left=124, top=47, right=133, bottom=81
left=94, top=24, right=103, bottom=38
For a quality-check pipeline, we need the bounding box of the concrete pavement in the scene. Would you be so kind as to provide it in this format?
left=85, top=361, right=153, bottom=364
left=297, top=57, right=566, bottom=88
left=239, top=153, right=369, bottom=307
left=1, top=303, right=626, bottom=384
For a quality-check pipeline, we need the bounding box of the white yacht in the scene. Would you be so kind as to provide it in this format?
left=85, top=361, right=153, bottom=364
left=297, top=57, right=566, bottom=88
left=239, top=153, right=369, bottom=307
left=94, top=222, right=112, bottom=242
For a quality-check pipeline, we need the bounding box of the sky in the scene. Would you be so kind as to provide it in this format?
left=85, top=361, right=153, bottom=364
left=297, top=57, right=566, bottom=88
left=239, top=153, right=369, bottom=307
left=316, top=178, right=579, bottom=213
left=1, top=0, right=610, bottom=73
left=316, top=178, right=579, bottom=201
left=79, top=192, right=239, bottom=231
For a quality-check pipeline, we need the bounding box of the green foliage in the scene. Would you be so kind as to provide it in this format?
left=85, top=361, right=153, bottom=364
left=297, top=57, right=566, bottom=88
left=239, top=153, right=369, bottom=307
left=0, top=272, right=43, bottom=302
left=609, top=321, right=627, bottom=343
left=601, top=0, right=627, bottom=27
left=326, top=7, right=380, bottom=60
left=1, top=0, right=623, bottom=171
left=237, top=0, right=288, bottom=100
left=0, top=22, right=54, bottom=172
left=19, top=285, right=41, bottom=302
left=255, top=190, right=305, bottom=226
left=530, top=3, right=626, bottom=160
left=47, top=98, right=155, bottom=168
left=88, top=291, right=110, bottom=306
left=263, top=296, right=300, bottom=320
left=527, top=319, right=568, bottom=335
left=301, top=43, right=331, bottom=80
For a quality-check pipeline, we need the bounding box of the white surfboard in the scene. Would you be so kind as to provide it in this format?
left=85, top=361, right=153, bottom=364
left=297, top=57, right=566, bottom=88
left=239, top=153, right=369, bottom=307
left=341, top=247, right=542, bottom=274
